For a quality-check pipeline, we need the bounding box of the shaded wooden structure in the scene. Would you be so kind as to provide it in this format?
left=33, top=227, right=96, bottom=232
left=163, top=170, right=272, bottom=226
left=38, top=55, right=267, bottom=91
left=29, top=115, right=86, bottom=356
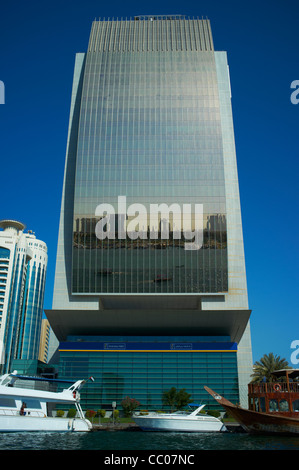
left=248, top=369, right=299, bottom=418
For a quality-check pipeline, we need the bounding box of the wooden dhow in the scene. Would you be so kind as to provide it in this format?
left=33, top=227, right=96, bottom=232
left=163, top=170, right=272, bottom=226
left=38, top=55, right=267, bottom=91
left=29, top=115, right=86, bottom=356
left=205, top=369, right=299, bottom=435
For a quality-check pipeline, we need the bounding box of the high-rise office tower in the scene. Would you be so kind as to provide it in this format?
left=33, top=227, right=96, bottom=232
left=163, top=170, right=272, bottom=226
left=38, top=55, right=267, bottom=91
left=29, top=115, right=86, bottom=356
left=47, top=16, right=252, bottom=410
left=0, top=220, right=48, bottom=373
left=38, top=318, right=50, bottom=363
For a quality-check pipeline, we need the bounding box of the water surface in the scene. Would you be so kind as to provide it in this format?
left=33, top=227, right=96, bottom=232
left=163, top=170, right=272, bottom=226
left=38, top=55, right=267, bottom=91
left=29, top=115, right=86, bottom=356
left=0, top=430, right=298, bottom=451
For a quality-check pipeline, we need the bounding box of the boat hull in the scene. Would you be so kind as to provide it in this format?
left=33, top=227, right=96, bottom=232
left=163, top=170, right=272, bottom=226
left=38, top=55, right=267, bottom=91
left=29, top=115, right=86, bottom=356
left=217, top=405, right=299, bottom=436
left=204, top=386, right=299, bottom=436
left=133, top=416, right=226, bottom=432
left=0, top=415, right=92, bottom=432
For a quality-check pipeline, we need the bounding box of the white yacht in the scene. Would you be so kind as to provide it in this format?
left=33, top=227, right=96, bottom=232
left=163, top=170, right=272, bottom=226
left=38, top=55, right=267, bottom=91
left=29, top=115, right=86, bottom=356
left=0, top=370, right=93, bottom=432
left=133, top=404, right=227, bottom=432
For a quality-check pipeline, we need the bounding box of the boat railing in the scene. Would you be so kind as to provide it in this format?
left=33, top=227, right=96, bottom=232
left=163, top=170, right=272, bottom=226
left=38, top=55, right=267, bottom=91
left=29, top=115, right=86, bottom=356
left=0, top=409, right=46, bottom=417
left=249, top=382, right=299, bottom=394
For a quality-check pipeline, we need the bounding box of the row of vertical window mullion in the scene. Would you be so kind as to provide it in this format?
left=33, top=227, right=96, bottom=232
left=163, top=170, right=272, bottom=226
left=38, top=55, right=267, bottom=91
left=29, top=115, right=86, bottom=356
left=73, top=52, right=228, bottom=293
left=88, top=21, right=96, bottom=52
left=91, top=20, right=215, bottom=53
left=84, top=55, right=96, bottom=293
left=74, top=54, right=92, bottom=291
left=93, top=52, right=103, bottom=284
left=87, top=53, right=99, bottom=293
left=94, top=53, right=107, bottom=283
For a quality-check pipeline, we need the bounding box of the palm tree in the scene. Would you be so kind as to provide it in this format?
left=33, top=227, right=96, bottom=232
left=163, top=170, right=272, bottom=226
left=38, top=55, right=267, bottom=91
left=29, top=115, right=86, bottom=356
left=250, top=352, right=291, bottom=383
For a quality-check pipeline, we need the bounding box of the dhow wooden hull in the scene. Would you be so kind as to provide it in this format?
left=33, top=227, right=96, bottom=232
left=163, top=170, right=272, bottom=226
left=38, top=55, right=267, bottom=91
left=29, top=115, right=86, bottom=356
left=204, top=386, right=299, bottom=436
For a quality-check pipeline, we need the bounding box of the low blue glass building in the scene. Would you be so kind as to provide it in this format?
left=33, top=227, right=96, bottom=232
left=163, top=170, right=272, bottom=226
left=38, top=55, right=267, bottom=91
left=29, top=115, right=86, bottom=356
left=58, top=336, right=238, bottom=411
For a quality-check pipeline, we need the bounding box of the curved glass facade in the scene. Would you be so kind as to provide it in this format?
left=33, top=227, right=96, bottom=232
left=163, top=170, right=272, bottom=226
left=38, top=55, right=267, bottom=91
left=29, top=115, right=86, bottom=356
left=72, top=20, right=228, bottom=294
left=0, top=222, right=48, bottom=374
left=0, top=247, right=10, bottom=323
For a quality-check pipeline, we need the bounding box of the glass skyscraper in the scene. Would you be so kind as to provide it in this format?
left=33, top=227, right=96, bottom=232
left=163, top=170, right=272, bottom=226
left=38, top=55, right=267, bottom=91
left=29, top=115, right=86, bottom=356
left=0, top=220, right=48, bottom=374
left=73, top=16, right=227, bottom=295
left=47, top=16, right=252, bottom=410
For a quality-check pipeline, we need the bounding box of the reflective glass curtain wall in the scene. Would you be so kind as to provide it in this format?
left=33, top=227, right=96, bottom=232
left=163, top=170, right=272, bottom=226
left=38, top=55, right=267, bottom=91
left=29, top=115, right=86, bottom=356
left=58, top=336, right=239, bottom=411
left=72, top=17, right=228, bottom=294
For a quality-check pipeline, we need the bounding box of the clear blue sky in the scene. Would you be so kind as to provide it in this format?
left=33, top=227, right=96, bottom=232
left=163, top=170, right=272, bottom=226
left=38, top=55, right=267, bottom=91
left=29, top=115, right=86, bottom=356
left=0, top=0, right=298, bottom=365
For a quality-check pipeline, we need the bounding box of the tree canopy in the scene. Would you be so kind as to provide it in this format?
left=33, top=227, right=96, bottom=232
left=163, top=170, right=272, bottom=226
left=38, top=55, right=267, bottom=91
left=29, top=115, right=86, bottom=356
left=121, top=396, right=141, bottom=417
left=162, top=387, right=192, bottom=411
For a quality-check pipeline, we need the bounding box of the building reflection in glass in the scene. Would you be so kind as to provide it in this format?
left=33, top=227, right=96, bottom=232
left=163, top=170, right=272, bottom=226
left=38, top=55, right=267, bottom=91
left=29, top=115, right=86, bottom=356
left=73, top=213, right=227, bottom=293
left=72, top=48, right=228, bottom=294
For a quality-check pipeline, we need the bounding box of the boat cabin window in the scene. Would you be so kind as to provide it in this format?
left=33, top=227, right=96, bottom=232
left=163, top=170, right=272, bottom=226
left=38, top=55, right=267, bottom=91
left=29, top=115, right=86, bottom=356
left=0, top=398, right=17, bottom=408
left=269, top=399, right=279, bottom=412
left=1, top=377, right=13, bottom=387
left=255, top=397, right=266, bottom=412
left=292, top=399, right=299, bottom=412
left=260, top=397, right=266, bottom=412
left=25, top=399, right=42, bottom=409
left=279, top=399, right=289, bottom=412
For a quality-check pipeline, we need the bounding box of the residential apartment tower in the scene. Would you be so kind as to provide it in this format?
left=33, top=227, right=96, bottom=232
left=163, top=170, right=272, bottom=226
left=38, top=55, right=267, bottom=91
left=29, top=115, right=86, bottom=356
left=0, top=220, right=48, bottom=373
